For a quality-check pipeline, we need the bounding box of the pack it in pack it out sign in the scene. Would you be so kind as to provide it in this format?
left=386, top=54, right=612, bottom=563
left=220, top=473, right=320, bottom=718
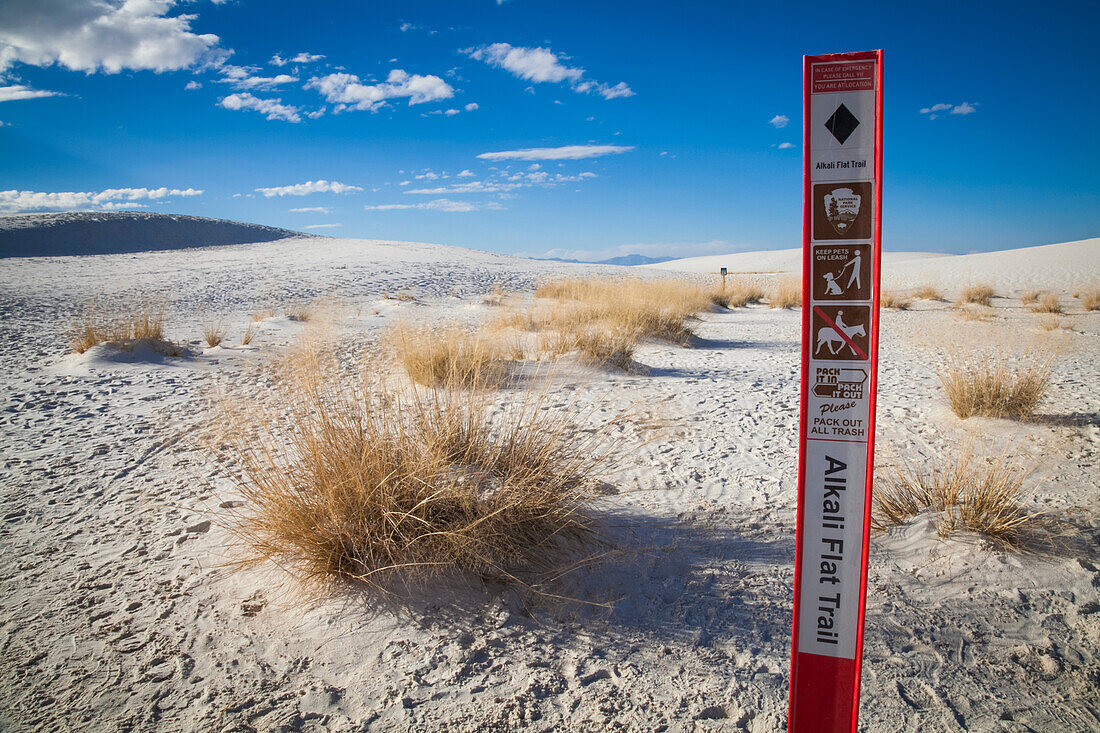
left=812, top=367, right=866, bottom=400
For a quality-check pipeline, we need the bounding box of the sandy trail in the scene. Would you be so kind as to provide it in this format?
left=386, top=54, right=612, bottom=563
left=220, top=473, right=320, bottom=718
left=1, top=238, right=1098, bottom=731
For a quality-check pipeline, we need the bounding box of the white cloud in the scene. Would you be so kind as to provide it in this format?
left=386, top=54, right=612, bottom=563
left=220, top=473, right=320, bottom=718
left=467, top=43, right=582, bottom=84
left=403, top=170, right=596, bottom=196
left=289, top=206, right=333, bottom=213
left=777, top=142, right=796, bottom=149
left=96, top=201, right=147, bottom=210
left=0, top=186, right=202, bottom=213
left=255, top=180, right=363, bottom=197
left=0, top=84, right=61, bottom=102
left=304, top=223, right=341, bottom=229
left=465, top=43, right=633, bottom=100
left=271, top=52, right=324, bottom=66
left=444, top=108, right=459, bottom=116
left=306, top=69, right=453, bottom=112
left=405, top=181, right=524, bottom=195
left=0, top=0, right=222, bottom=74
left=769, top=114, right=789, bottom=128
left=464, top=102, right=478, bottom=111
left=920, top=102, right=977, bottom=120
left=364, top=198, right=502, bottom=212
left=217, top=64, right=297, bottom=91
left=477, top=144, right=633, bottom=161
left=219, top=92, right=301, bottom=122
left=456, top=169, right=475, bottom=177
left=184, top=80, right=201, bottom=90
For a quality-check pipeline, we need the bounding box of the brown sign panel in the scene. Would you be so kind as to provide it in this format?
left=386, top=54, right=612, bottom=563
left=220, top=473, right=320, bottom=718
left=813, top=182, right=872, bottom=240
left=811, top=305, right=870, bottom=361
left=812, top=244, right=870, bottom=300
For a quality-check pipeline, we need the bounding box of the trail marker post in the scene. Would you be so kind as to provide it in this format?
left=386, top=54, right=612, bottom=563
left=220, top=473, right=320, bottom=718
left=789, top=49, right=883, bottom=733
left=720, top=267, right=728, bottom=291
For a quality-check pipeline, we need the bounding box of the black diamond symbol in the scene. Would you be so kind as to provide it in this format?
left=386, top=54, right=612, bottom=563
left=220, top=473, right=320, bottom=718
left=824, top=104, right=860, bottom=144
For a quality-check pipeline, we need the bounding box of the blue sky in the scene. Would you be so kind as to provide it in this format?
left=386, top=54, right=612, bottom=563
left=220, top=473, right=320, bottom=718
left=1, top=0, right=1097, bottom=259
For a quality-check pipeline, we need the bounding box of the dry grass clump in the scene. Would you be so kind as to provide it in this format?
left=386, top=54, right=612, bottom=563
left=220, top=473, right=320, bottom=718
left=952, top=306, right=995, bottom=322
left=213, top=347, right=619, bottom=597
left=251, top=309, right=275, bottom=322
left=714, top=278, right=765, bottom=308
left=543, top=326, right=636, bottom=371
left=1074, top=288, right=1099, bottom=311
left=387, top=322, right=516, bottom=388
left=913, top=284, right=943, bottom=301
left=768, top=277, right=802, bottom=309
left=1020, top=290, right=1042, bottom=306
left=71, top=299, right=171, bottom=353
left=1030, top=293, right=1064, bottom=314
left=203, top=320, right=228, bottom=347
left=1039, top=316, right=1076, bottom=332
left=937, top=346, right=1056, bottom=419
left=881, top=291, right=912, bottom=310
left=959, top=284, right=995, bottom=307
left=384, top=292, right=418, bottom=302
left=535, top=277, right=711, bottom=344
left=286, top=304, right=313, bottom=322
left=873, top=447, right=1042, bottom=547
left=242, top=323, right=257, bottom=345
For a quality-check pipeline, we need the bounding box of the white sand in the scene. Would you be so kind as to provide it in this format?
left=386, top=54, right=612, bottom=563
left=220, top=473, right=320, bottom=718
left=649, top=238, right=1100, bottom=296
left=0, top=234, right=1098, bottom=730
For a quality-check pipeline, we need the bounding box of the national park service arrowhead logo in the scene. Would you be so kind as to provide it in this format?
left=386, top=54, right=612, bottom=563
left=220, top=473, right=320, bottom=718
left=824, top=187, right=861, bottom=235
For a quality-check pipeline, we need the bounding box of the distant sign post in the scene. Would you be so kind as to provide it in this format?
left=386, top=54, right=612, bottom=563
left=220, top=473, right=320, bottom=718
left=789, top=49, right=883, bottom=733
left=720, top=267, right=728, bottom=291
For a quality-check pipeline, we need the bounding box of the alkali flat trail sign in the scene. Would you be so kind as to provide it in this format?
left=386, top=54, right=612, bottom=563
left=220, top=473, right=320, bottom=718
left=788, top=49, right=883, bottom=733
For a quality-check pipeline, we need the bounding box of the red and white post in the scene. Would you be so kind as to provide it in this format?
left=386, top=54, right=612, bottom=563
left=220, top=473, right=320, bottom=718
left=788, top=50, right=884, bottom=733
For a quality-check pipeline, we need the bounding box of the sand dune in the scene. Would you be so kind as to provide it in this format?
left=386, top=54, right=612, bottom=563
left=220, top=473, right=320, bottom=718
left=0, top=228, right=1097, bottom=731
left=0, top=211, right=303, bottom=258
left=649, top=238, right=1100, bottom=295
left=642, top=247, right=946, bottom=275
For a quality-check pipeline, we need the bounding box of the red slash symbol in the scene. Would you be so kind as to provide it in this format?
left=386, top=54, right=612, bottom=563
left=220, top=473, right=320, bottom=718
left=813, top=305, right=869, bottom=360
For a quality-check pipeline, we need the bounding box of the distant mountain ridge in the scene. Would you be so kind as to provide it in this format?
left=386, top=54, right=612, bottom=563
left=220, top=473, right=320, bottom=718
left=534, top=254, right=675, bottom=266
left=0, top=211, right=306, bottom=258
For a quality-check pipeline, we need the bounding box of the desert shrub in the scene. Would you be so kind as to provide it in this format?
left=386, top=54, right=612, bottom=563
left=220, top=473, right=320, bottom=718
left=952, top=306, right=994, bottom=322
left=535, top=277, right=711, bottom=344
left=482, top=283, right=509, bottom=307
left=71, top=299, right=172, bottom=354
left=1020, top=290, right=1042, bottom=306
left=959, top=284, right=995, bottom=307
left=715, top=278, right=765, bottom=308
left=543, top=326, right=637, bottom=371
left=913, top=284, right=943, bottom=301
left=387, top=322, right=514, bottom=388
left=1039, top=316, right=1075, bottom=332
left=873, top=448, right=1042, bottom=547
left=881, top=291, right=912, bottom=310
left=1030, top=293, right=1063, bottom=314
left=286, top=304, right=312, bottom=322
left=213, top=347, right=620, bottom=596
left=1075, top=288, right=1099, bottom=311
left=203, top=320, right=228, bottom=347
left=937, top=346, right=1055, bottom=419
left=768, top=277, right=802, bottom=309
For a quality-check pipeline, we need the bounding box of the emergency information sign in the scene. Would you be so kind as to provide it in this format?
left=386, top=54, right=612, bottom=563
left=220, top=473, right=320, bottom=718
left=788, top=50, right=883, bottom=733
